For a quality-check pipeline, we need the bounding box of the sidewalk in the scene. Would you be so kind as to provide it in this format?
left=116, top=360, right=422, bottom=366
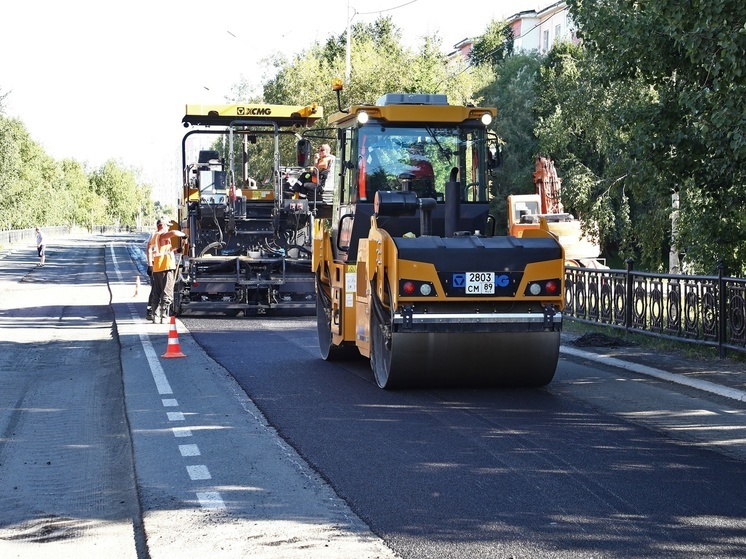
left=560, top=330, right=746, bottom=403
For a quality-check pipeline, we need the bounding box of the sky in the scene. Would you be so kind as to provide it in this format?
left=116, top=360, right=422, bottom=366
left=1, top=0, right=542, bottom=203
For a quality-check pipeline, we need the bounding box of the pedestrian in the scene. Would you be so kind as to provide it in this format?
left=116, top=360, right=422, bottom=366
left=35, top=227, right=45, bottom=267
left=146, top=219, right=186, bottom=323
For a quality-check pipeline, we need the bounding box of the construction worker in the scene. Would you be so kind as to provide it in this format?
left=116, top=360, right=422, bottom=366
left=145, top=221, right=159, bottom=321
left=147, top=219, right=186, bottom=323
left=314, top=143, right=334, bottom=187
left=314, top=143, right=333, bottom=170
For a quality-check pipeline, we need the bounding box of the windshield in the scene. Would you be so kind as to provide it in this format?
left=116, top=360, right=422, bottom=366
left=356, top=124, right=489, bottom=203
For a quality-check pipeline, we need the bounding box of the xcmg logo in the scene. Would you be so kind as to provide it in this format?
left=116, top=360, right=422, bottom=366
left=237, top=107, right=271, bottom=116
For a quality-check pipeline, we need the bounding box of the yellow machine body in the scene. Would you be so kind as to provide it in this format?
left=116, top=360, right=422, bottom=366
left=313, top=93, right=565, bottom=388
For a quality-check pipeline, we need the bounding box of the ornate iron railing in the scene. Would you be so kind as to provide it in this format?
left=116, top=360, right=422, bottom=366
left=564, top=261, right=746, bottom=358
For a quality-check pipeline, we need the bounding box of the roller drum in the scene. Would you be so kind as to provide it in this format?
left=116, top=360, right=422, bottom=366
left=371, top=316, right=560, bottom=389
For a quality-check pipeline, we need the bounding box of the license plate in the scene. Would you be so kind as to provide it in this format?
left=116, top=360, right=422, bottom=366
left=466, top=272, right=495, bottom=294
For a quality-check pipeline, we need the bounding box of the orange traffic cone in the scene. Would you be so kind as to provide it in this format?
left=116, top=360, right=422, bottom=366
left=162, top=315, right=186, bottom=358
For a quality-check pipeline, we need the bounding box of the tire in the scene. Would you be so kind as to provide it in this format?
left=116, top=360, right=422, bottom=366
left=173, top=281, right=184, bottom=316
left=370, top=279, right=398, bottom=389
left=316, top=284, right=358, bottom=361
left=370, top=297, right=393, bottom=388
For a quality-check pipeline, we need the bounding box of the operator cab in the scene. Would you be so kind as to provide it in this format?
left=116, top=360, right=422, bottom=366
left=326, top=91, right=498, bottom=259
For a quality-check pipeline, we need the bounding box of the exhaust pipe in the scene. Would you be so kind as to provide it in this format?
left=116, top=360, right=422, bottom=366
left=445, top=167, right=460, bottom=238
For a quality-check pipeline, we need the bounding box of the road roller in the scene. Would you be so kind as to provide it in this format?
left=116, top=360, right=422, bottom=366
left=312, top=83, right=565, bottom=388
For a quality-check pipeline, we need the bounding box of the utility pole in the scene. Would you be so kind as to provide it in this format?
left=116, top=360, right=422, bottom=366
left=669, top=191, right=681, bottom=274
left=346, top=1, right=352, bottom=83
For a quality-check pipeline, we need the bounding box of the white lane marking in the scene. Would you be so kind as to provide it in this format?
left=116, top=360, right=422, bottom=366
left=196, top=492, right=226, bottom=509
left=179, top=444, right=201, bottom=457
left=141, top=336, right=174, bottom=395
left=109, top=244, right=173, bottom=395
left=110, top=243, right=227, bottom=512
left=187, top=465, right=212, bottom=480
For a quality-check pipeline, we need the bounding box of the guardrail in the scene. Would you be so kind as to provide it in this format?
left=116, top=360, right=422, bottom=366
left=564, top=260, right=746, bottom=358
left=0, top=226, right=143, bottom=249
left=0, top=226, right=75, bottom=247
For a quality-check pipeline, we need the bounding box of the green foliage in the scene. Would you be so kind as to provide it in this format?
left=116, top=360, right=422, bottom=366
left=5, top=5, right=746, bottom=275
left=469, top=19, right=514, bottom=69
left=567, top=0, right=746, bottom=274
left=0, top=116, right=25, bottom=228
left=239, top=16, right=491, bottom=185
left=261, top=16, right=487, bottom=115
left=0, top=117, right=63, bottom=228
left=60, top=159, right=107, bottom=227
left=89, top=160, right=143, bottom=226
left=532, top=41, right=643, bottom=263
left=478, top=52, right=542, bottom=233
left=0, top=109, right=153, bottom=231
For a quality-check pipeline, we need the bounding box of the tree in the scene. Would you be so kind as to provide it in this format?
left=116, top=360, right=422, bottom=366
left=566, top=0, right=746, bottom=274
left=261, top=16, right=488, bottom=113
left=469, top=19, right=514, bottom=68
left=0, top=90, right=165, bottom=231
left=477, top=52, right=542, bottom=234
left=89, top=160, right=142, bottom=226
left=533, top=42, right=637, bottom=264
left=0, top=116, right=25, bottom=229
left=60, top=159, right=107, bottom=228
left=0, top=115, right=63, bottom=228
left=234, top=16, right=489, bottom=188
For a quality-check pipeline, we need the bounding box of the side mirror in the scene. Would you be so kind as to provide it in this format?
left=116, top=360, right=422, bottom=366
left=296, top=139, right=312, bottom=167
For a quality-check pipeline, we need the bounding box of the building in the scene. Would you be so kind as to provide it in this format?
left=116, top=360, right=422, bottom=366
left=508, top=1, right=577, bottom=54
left=447, top=1, right=576, bottom=61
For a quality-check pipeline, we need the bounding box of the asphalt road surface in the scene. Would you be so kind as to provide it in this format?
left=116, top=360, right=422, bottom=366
left=1, top=233, right=745, bottom=559
left=184, top=313, right=746, bottom=559
left=0, top=235, right=143, bottom=558
left=0, top=234, right=395, bottom=559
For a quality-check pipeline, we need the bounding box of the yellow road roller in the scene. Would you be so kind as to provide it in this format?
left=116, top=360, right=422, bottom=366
left=312, top=85, right=565, bottom=388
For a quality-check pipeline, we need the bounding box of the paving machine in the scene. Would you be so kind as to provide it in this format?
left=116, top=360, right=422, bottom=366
left=177, top=102, right=327, bottom=315
left=313, top=85, right=566, bottom=388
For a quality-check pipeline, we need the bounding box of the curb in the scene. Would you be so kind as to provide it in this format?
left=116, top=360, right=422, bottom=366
left=560, top=345, right=746, bottom=403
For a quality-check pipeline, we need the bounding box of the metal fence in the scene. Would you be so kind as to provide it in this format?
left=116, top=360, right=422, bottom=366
left=0, top=226, right=139, bottom=249
left=564, top=260, right=746, bottom=358
left=0, top=226, right=75, bottom=247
